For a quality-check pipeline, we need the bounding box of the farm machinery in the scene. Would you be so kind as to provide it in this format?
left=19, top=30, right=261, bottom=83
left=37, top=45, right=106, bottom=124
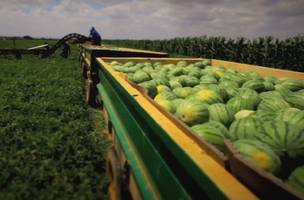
left=0, top=33, right=89, bottom=58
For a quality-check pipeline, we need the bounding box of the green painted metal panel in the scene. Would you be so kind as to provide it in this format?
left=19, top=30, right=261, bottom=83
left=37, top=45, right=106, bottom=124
left=97, top=76, right=190, bottom=199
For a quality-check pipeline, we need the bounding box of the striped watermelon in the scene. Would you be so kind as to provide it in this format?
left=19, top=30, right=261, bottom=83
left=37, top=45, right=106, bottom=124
left=172, top=87, right=193, bottom=98
left=208, top=103, right=233, bottom=126
left=264, top=76, right=278, bottom=84
left=279, top=80, right=304, bottom=91
left=259, top=91, right=283, bottom=100
left=228, top=117, right=263, bottom=141
left=242, top=80, right=265, bottom=92
left=175, top=99, right=209, bottom=126
left=256, top=119, right=304, bottom=158
left=154, top=91, right=177, bottom=101
left=274, top=84, right=291, bottom=97
left=287, top=165, right=304, bottom=194
left=187, top=89, right=223, bottom=104
left=279, top=110, right=304, bottom=130
left=275, top=108, right=301, bottom=123
left=227, top=97, right=256, bottom=114
left=254, top=110, right=276, bottom=122
left=200, top=76, right=218, bottom=84
left=221, top=72, right=246, bottom=86
left=233, top=139, right=281, bottom=174
left=263, top=81, right=275, bottom=91
left=169, top=80, right=182, bottom=88
left=284, top=91, right=304, bottom=110
left=241, top=71, right=262, bottom=80
left=206, top=121, right=229, bottom=138
left=257, top=98, right=290, bottom=112
left=156, top=85, right=171, bottom=93
left=191, top=123, right=225, bottom=150
left=237, top=88, right=261, bottom=107
left=155, top=99, right=176, bottom=114
left=195, top=84, right=229, bottom=101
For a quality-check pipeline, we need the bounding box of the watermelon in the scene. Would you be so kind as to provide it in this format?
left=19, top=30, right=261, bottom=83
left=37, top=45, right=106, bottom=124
left=264, top=76, right=278, bottom=84
left=284, top=91, right=304, bottom=110
left=169, top=80, right=182, bottom=89
left=171, top=98, right=185, bottom=111
left=242, top=80, right=265, bottom=92
left=177, top=60, right=187, bottom=67
left=233, top=139, right=281, bottom=174
left=219, top=80, right=239, bottom=88
left=193, top=61, right=206, bottom=68
left=214, top=69, right=225, bottom=80
left=287, top=165, right=304, bottom=194
left=191, top=123, right=225, bottom=150
left=279, top=80, right=304, bottom=91
left=241, top=71, right=262, bottom=80
left=188, top=69, right=202, bottom=78
left=142, top=66, right=154, bottom=74
left=221, top=72, right=246, bottom=85
left=237, top=88, right=261, bottom=107
left=219, top=81, right=239, bottom=98
left=183, top=76, right=200, bottom=87
left=168, top=67, right=184, bottom=77
left=275, top=84, right=292, bottom=97
left=154, top=91, right=176, bottom=101
left=254, top=110, right=276, bottom=122
left=234, top=110, right=256, bottom=119
left=200, top=76, right=218, bottom=84
left=206, top=84, right=229, bottom=101
left=256, top=119, right=304, bottom=158
left=257, top=98, right=290, bottom=112
left=175, top=99, right=209, bottom=126
left=133, top=70, right=151, bottom=83
left=259, top=91, right=283, bottom=100
left=155, top=99, right=176, bottom=114
left=263, top=81, right=275, bottom=91
left=228, top=117, right=262, bottom=141
left=123, top=61, right=135, bottom=68
left=188, top=89, right=223, bottom=104
left=275, top=108, right=301, bottom=123
left=172, top=87, right=193, bottom=98
left=208, top=103, right=233, bottom=126
left=206, top=121, right=229, bottom=138
left=163, top=64, right=175, bottom=69
left=156, top=85, right=170, bottom=93
left=226, top=97, right=256, bottom=115
left=153, top=62, right=162, bottom=67
left=278, top=110, right=304, bottom=130
left=138, top=81, right=157, bottom=98
left=154, top=77, right=169, bottom=86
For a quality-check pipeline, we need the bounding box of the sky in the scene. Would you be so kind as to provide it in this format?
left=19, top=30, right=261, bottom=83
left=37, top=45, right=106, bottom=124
left=0, top=0, right=304, bottom=39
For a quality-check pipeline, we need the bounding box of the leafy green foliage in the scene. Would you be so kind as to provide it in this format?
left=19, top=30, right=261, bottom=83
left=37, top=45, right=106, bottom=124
left=105, top=36, right=304, bottom=72
left=0, top=45, right=108, bottom=199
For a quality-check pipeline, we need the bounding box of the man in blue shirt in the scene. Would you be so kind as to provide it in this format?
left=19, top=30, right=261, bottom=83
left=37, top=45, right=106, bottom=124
left=90, top=27, right=101, bottom=45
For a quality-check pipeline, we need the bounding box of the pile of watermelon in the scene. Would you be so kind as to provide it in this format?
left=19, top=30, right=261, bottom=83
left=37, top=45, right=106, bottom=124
left=109, top=60, right=304, bottom=194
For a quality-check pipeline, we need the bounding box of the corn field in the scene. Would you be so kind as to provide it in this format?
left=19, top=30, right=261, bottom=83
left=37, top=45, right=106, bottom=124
left=105, top=36, right=304, bottom=72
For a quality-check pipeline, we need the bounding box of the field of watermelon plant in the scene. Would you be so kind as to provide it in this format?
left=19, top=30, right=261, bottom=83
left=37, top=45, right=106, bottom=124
left=0, top=41, right=109, bottom=199
left=109, top=59, right=304, bottom=195
left=105, top=36, right=304, bottom=72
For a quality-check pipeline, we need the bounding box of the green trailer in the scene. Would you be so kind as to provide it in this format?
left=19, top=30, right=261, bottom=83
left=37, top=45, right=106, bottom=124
left=79, top=44, right=304, bottom=199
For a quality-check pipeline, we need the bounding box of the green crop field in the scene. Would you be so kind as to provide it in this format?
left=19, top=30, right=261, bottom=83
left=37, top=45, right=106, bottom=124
left=0, top=39, right=109, bottom=200
left=105, top=36, right=304, bottom=72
